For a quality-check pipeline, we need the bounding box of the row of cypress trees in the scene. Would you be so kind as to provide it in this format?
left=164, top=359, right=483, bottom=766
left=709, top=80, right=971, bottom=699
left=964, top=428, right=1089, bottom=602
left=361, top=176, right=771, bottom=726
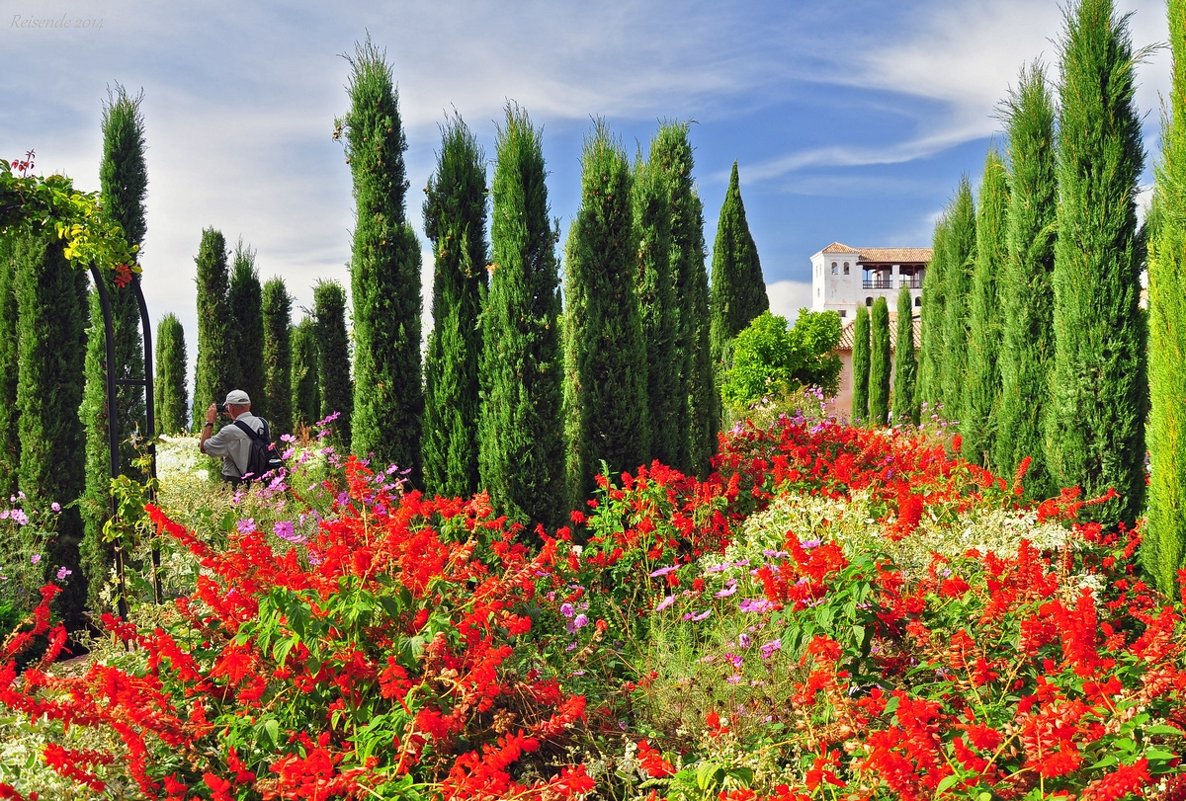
left=918, top=0, right=1145, bottom=529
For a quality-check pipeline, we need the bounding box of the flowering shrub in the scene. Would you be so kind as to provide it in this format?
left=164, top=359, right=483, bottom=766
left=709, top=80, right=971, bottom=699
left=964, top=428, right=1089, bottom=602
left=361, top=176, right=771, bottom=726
left=3, top=415, right=1186, bottom=801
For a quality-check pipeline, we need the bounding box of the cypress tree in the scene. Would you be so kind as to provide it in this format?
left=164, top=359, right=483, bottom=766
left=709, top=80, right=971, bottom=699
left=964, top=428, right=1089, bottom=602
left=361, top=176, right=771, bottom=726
left=154, top=314, right=189, bottom=435
left=938, top=178, right=977, bottom=425
left=632, top=149, right=680, bottom=467
left=422, top=113, right=487, bottom=498
left=290, top=316, right=320, bottom=432
left=868, top=297, right=891, bottom=426
left=15, top=232, right=89, bottom=629
left=313, top=280, right=352, bottom=449
left=227, top=241, right=264, bottom=407
left=651, top=123, right=714, bottom=475
left=341, top=37, right=422, bottom=475
left=562, top=122, right=648, bottom=508
left=995, top=63, right=1059, bottom=496
left=1047, top=0, right=1146, bottom=525
left=81, top=85, right=148, bottom=609
left=0, top=232, right=18, bottom=495
left=709, top=161, right=769, bottom=373
left=261, top=278, right=293, bottom=436
left=1142, top=0, right=1186, bottom=592
left=918, top=214, right=950, bottom=413
left=961, top=149, right=1010, bottom=466
left=191, top=228, right=232, bottom=431
left=851, top=304, right=870, bottom=424
left=477, top=104, right=565, bottom=526
left=892, top=284, right=919, bottom=426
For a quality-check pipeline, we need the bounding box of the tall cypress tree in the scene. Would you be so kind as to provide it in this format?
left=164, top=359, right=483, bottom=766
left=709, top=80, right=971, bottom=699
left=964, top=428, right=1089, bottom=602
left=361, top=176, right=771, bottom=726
left=15, top=232, right=88, bottom=629
left=938, top=178, right=977, bottom=426
left=562, top=122, right=648, bottom=508
left=154, top=314, right=188, bottom=435
left=1047, top=0, right=1146, bottom=524
left=633, top=149, right=680, bottom=468
left=961, top=149, right=1010, bottom=466
left=422, top=114, right=487, bottom=498
left=918, top=214, right=950, bottom=413
left=851, top=304, right=870, bottom=424
left=313, top=280, right=352, bottom=449
left=290, top=316, right=320, bottom=432
left=191, top=228, right=232, bottom=431
left=892, top=284, right=919, bottom=426
left=995, top=63, right=1059, bottom=496
left=0, top=232, right=19, bottom=495
left=341, top=37, right=422, bottom=475
left=227, top=241, right=264, bottom=407
left=81, top=85, right=148, bottom=608
left=652, top=123, right=714, bottom=475
left=868, top=297, right=891, bottom=426
left=709, top=161, right=769, bottom=373
left=478, top=104, right=565, bottom=526
left=1144, top=0, right=1186, bottom=592
left=261, top=278, right=293, bottom=436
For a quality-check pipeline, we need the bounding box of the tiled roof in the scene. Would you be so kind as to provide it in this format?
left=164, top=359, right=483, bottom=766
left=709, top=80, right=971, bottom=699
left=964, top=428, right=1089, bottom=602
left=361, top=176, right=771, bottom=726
left=856, top=247, right=933, bottom=264
left=820, top=241, right=860, bottom=254
left=837, top=314, right=922, bottom=352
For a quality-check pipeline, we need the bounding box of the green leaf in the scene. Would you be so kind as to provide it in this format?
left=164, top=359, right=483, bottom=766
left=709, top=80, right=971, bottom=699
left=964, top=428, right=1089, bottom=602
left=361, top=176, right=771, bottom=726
left=936, top=773, right=961, bottom=794
left=263, top=719, right=280, bottom=747
left=696, top=760, right=721, bottom=791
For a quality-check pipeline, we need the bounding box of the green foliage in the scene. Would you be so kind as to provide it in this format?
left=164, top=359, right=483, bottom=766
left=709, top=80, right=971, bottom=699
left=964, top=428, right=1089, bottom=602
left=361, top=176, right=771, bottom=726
left=290, top=317, right=320, bottom=433
left=868, top=297, right=890, bottom=426
left=632, top=150, right=681, bottom=468
left=892, top=285, right=919, bottom=426
left=341, top=38, right=423, bottom=476
left=1142, top=0, right=1186, bottom=593
left=191, top=228, right=231, bottom=432
left=154, top=314, right=189, bottom=436
left=477, top=104, right=565, bottom=527
left=0, top=233, right=18, bottom=495
left=312, top=280, right=352, bottom=449
left=721, top=310, right=841, bottom=413
left=422, top=113, right=487, bottom=498
left=226, top=241, right=265, bottom=410
left=82, top=85, right=149, bottom=611
left=1047, top=0, right=1147, bottom=525
left=14, top=231, right=88, bottom=629
left=917, top=214, right=948, bottom=411
left=709, top=162, right=768, bottom=375
left=851, top=305, right=870, bottom=424
left=994, top=62, right=1058, bottom=498
left=652, top=123, right=714, bottom=476
left=961, top=149, right=1009, bottom=465
left=938, top=177, right=977, bottom=423
left=261, top=278, right=293, bottom=437
left=563, top=123, right=649, bottom=508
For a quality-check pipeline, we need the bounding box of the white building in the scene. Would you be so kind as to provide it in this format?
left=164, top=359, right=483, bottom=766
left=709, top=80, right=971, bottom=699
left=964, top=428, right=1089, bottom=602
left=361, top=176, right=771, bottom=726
left=810, top=242, right=932, bottom=417
left=810, top=242, right=932, bottom=321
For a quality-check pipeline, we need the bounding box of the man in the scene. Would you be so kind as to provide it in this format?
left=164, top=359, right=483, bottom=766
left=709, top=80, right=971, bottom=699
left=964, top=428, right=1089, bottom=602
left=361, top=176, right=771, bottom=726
left=199, top=389, right=266, bottom=486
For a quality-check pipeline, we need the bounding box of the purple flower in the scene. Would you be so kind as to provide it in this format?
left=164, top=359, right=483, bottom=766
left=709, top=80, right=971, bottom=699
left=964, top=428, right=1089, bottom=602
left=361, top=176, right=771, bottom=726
left=30, top=553, right=41, bottom=565
left=714, top=580, right=738, bottom=599
left=236, top=518, right=256, bottom=535
left=727, top=673, right=743, bottom=685
left=682, top=610, right=711, bottom=622
left=654, top=594, right=675, bottom=613
left=50, top=502, right=61, bottom=513
left=56, top=566, right=72, bottom=581
left=9, top=509, right=28, bottom=526
left=739, top=597, right=775, bottom=613
left=572, top=613, right=589, bottom=629
left=799, top=538, right=822, bottom=550
left=760, top=639, right=782, bottom=660
left=762, top=549, right=789, bottom=559
left=559, top=602, right=575, bottom=618
left=274, top=520, right=306, bottom=544
left=724, top=652, right=743, bottom=668
left=649, top=565, right=678, bottom=578
left=738, top=633, right=753, bottom=649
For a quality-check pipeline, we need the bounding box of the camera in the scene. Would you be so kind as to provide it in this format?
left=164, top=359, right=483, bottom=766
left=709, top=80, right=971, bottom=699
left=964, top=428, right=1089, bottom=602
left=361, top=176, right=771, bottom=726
left=216, top=403, right=227, bottom=414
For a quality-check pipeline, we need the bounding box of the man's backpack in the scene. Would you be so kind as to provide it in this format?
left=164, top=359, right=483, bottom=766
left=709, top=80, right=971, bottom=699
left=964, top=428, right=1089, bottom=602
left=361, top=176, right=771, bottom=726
left=233, top=419, right=284, bottom=481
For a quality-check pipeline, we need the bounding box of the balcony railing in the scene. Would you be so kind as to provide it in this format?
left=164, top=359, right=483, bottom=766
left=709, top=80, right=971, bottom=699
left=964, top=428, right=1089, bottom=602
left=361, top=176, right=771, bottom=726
left=899, top=276, right=923, bottom=289
left=861, top=278, right=894, bottom=289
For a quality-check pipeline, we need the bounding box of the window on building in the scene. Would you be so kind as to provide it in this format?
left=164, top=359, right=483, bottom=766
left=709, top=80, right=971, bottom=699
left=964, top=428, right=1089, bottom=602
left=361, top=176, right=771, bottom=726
left=914, top=297, right=921, bottom=308
left=838, top=310, right=847, bottom=318
left=831, top=261, right=838, bottom=275
left=843, top=262, right=850, bottom=275
left=866, top=297, right=873, bottom=307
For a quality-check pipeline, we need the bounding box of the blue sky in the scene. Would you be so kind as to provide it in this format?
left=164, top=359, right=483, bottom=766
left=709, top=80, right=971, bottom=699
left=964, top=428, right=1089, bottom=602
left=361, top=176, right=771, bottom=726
left=0, top=0, right=1172, bottom=365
